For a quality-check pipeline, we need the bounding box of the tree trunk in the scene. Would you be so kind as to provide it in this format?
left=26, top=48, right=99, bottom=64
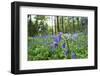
left=77, top=17, right=80, bottom=32
left=73, top=17, right=75, bottom=33
left=57, top=16, right=59, bottom=32
left=67, top=17, right=70, bottom=33
left=52, top=16, right=53, bottom=35
left=55, top=16, right=57, bottom=35
left=62, top=16, right=64, bottom=33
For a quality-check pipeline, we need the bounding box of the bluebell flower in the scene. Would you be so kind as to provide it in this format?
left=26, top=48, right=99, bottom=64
left=54, top=36, right=60, bottom=44
left=50, top=33, right=63, bottom=52
left=62, top=43, right=66, bottom=48
left=59, top=32, right=63, bottom=36
left=58, top=36, right=62, bottom=42
left=72, top=52, right=77, bottom=59
left=53, top=32, right=63, bottom=44
left=54, top=42, right=58, bottom=48
left=58, top=32, right=63, bottom=42
left=53, top=37, right=61, bottom=47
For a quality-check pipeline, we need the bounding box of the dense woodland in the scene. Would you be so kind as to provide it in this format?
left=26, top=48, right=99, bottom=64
left=28, top=15, right=88, bottom=36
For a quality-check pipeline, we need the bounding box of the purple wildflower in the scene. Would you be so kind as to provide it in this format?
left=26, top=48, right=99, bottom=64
left=54, top=42, right=58, bottom=48
left=59, top=32, right=63, bottom=36
left=54, top=36, right=60, bottom=44
left=58, top=32, right=63, bottom=40
left=53, top=32, right=63, bottom=44
left=62, top=43, right=66, bottom=48
left=50, top=32, right=63, bottom=52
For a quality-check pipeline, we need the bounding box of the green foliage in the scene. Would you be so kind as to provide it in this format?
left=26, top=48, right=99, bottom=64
left=28, top=15, right=48, bottom=36
left=28, top=33, right=88, bottom=60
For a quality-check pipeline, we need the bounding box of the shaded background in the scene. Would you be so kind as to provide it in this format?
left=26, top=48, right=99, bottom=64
left=28, top=15, right=88, bottom=36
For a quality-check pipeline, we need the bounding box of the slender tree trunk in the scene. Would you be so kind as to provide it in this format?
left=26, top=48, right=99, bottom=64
left=72, top=17, right=75, bottom=33
left=57, top=16, right=59, bottom=32
left=28, top=15, right=32, bottom=36
left=62, top=16, right=64, bottom=33
left=77, top=17, right=80, bottom=32
left=55, top=16, right=56, bottom=35
left=80, top=17, right=82, bottom=32
left=65, top=17, right=68, bottom=33
left=52, top=16, right=53, bottom=35
left=67, top=17, right=70, bottom=33
left=35, top=16, right=39, bottom=35
left=28, top=15, right=32, bottom=23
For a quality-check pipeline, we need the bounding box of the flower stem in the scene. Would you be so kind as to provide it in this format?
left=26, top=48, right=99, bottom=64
left=63, top=35, right=71, bottom=59
left=66, top=39, right=71, bottom=59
